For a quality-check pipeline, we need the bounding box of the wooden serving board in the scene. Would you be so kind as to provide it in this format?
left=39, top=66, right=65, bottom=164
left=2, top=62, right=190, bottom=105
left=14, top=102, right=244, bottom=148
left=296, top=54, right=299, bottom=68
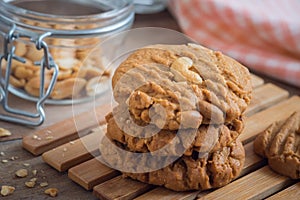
left=23, top=74, right=300, bottom=200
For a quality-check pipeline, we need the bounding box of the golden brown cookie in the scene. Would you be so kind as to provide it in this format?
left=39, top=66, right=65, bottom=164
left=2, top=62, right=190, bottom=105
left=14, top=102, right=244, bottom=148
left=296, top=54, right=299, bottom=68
left=100, top=136, right=245, bottom=191
left=254, top=111, right=300, bottom=179
left=112, top=44, right=252, bottom=129
left=105, top=108, right=244, bottom=157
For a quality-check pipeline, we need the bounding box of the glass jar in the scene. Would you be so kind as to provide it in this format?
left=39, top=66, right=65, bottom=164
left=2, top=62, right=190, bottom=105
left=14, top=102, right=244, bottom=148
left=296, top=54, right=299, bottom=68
left=0, top=0, right=134, bottom=126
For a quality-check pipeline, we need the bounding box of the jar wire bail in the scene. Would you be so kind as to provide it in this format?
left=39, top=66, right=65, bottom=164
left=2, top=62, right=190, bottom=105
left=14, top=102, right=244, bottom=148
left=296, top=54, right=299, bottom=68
left=0, top=24, right=59, bottom=126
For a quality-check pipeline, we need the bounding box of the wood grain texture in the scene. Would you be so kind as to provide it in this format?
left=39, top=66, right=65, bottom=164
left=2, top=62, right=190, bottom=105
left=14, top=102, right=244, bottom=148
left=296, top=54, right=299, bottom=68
left=68, top=157, right=120, bottom=190
left=198, top=166, right=293, bottom=200
left=239, top=142, right=266, bottom=177
left=22, top=104, right=111, bottom=155
left=133, top=187, right=199, bottom=200
left=42, top=127, right=105, bottom=172
left=241, top=96, right=300, bottom=144
left=245, top=83, right=289, bottom=116
left=266, top=182, right=300, bottom=199
left=93, top=176, right=154, bottom=200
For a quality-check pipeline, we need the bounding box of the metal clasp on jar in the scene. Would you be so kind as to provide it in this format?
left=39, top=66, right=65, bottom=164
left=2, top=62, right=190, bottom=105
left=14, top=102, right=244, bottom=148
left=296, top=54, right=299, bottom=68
left=0, top=24, right=59, bottom=126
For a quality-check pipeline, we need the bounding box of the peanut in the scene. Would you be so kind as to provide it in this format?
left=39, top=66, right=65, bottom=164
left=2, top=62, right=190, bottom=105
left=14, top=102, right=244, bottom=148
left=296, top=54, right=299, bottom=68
left=44, top=188, right=58, bottom=197
left=25, top=44, right=44, bottom=62
left=55, top=58, right=81, bottom=70
left=15, top=169, right=28, bottom=178
left=86, top=76, right=109, bottom=96
left=170, top=57, right=202, bottom=84
left=51, top=78, right=86, bottom=99
left=10, top=76, right=26, bottom=88
left=14, top=66, right=35, bottom=80
left=1, top=186, right=15, bottom=196
left=0, top=128, right=11, bottom=137
left=14, top=41, right=27, bottom=57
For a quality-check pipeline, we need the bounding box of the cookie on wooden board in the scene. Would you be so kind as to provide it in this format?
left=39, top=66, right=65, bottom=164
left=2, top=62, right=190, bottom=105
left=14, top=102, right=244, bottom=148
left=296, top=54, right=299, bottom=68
left=254, top=111, right=300, bottom=179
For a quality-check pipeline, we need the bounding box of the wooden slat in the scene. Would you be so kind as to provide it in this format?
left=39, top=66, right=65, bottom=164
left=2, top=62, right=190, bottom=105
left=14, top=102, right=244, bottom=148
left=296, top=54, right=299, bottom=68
left=22, top=104, right=111, bottom=155
left=266, top=182, right=300, bottom=199
left=198, top=166, right=293, bottom=200
left=68, top=157, right=120, bottom=190
left=42, top=127, right=105, bottom=172
left=241, top=96, right=300, bottom=144
left=245, top=83, right=289, bottom=116
left=239, top=142, right=266, bottom=177
left=93, top=176, right=154, bottom=200
left=251, top=74, right=264, bottom=88
left=134, top=187, right=200, bottom=200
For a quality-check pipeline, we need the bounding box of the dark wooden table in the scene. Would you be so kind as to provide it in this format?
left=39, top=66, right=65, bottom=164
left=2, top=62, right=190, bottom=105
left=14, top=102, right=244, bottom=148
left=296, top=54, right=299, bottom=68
left=0, top=10, right=299, bottom=200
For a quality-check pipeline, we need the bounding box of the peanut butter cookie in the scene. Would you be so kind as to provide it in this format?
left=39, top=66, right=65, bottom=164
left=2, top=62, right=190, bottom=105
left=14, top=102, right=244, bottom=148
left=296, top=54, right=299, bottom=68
left=100, top=136, right=245, bottom=191
left=254, top=111, right=300, bottom=179
left=105, top=108, right=244, bottom=157
left=112, top=44, right=252, bottom=129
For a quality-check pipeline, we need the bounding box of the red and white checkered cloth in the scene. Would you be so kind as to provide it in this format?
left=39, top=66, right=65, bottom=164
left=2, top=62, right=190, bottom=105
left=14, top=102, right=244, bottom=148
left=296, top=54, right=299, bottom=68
left=168, top=0, right=300, bottom=87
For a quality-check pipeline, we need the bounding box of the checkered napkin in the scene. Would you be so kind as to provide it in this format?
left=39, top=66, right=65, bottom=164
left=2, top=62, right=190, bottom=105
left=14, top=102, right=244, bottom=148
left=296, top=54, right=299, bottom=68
left=168, top=0, right=300, bottom=87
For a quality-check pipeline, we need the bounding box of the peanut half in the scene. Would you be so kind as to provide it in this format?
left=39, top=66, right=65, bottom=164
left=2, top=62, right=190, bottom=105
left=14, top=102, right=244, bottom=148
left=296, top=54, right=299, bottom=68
left=170, top=57, right=203, bottom=84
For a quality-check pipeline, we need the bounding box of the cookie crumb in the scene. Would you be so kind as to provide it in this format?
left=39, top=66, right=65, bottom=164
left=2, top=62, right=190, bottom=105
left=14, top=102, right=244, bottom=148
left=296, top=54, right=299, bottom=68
left=32, top=135, right=42, bottom=141
left=15, top=169, right=28, bottom=178
left=1, top=185, right=15, bottom=196
left=63, top=147, right=67, bottom=152
left=69, top=141, right=75, bottom=145
left=0, top=128, right=11, bottom=137
left=45, top=188, right=58, bottom=197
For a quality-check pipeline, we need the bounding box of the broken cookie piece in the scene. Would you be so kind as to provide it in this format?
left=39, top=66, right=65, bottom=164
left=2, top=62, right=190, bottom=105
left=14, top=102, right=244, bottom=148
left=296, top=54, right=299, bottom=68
left=254, top=111, right=300, bottom=179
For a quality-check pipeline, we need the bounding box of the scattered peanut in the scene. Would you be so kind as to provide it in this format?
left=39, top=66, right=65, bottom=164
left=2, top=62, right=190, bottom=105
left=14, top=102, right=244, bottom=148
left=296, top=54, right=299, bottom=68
left=10, top=156, right=18, bottom=161
left=170, top=57, right=203, bottom=84
left=23, top=163, right=30, bottom=167
left=40, top=182, right=49, bottom=187
left=25, top=180, right=36, bottom=188
left=1, top=160, right=8, bottom=163
left=15, top=169, right=28, bottom=178
left=0, top=152, right=5, bottom=156
left=0, top=128, right=11, bottom=138
left=1, top=186, right=15, bottom=196
left=32, top=169, right=38, bottom=176
left=45, top=188, right=58, bottom=197
left=30, top=178, right=37, bottom=182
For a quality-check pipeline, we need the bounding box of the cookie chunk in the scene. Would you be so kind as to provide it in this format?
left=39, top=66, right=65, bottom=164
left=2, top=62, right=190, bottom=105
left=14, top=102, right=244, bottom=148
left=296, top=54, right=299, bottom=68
left=100, top=137, right=245, bottom=191
left=254, top=111, right=300, bottom=179
left=112, top=44, right=252, bottom=129
left=106, top=109, right=244, bottom=156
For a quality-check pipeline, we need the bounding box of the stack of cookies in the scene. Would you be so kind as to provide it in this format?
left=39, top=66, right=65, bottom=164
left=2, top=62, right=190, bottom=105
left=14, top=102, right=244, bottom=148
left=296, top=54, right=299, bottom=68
left=100, top=44, right=252, bottom=191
